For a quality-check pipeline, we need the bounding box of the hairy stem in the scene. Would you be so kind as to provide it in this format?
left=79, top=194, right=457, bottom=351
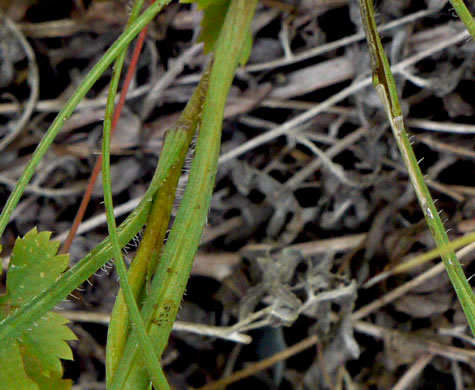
left=109, top=1, right=259, bottom=388
left=358, top=0, right=475, bottom=336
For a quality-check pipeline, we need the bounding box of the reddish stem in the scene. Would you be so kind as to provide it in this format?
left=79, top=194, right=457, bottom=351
left=61, top=8, right=153, bottom=254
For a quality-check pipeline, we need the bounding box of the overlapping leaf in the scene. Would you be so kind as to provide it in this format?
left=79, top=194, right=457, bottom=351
left=0, top=229, right=76, bottom=390
left=180, top=0, right=253, bottom=64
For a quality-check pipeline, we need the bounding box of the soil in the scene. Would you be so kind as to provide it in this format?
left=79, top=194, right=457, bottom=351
left=1, top=0, right=474, bottom=389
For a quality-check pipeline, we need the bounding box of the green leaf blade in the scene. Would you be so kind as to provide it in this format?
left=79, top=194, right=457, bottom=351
left=180, top=0, right=252, bottom=65
left=0, top=229, right=76, bottom=389
left=357, top=0, right=475, bottom=336
left=1, top=229, right=69, bottom=306
left=22, top=352, right=73, bottom=390
left=21, top=312, right=76, bottom=374
left=196, top=0, right=230, bottom=54
left=0, top=343, right=38, bottom=390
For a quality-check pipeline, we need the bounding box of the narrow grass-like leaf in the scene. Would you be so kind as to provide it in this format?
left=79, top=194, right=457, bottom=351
left=109, top=1, right=259, bottom=388
left=180, top=0, right=253, bottom=64
left=102, top=125, right=169, bottom=388
left=100, top=4, right=170, bottom=382
left=358, top=0, right=475, bottom=336
left=106, top=65, right=211, bottom=385
left=181, top=0, right=229, bottom=54
left=61, top=0, right=147, bottom=254
left=0, top=0, right=171, bottom=240
left=0, top=0, right=173, bottom=345
left=448, top=0, right=475, bottom=40
left=366, top=232, right=475, bottom=287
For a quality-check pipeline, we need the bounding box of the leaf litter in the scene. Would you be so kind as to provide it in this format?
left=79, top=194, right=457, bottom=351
left=0, top=0, right=474, bottom=388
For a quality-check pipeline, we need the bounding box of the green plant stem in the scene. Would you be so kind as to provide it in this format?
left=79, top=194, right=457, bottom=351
left=106, top=66, right=210, bottom=385
left=388, top=231, right=475, bottom=275
left=0, top=5, right=197, bottom=348
left=60, top=0, right=147, bottom=254
left=0, top=0, right=170, bottom=240
left=102, top=119, right=169, bottom=389
left=100, top=0, right=169, bottom=385
left=449, top=0, right=475, bottom=40
left=358, top=0, right=475, bottom=336
left=109, top=1, right=259, bottom=388
left=0, top=164, right=150, bottom=343
left=108, top=0, right=146, bottom=118
left=0, top=0, right=173, bottom=345
left=365, top=231, right=475, bottom=288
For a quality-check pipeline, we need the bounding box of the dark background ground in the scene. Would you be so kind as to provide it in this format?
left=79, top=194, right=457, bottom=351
left=1, top=0, right=475, bottom=389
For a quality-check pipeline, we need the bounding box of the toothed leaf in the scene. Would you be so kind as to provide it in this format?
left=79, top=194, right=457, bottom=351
left=1, top=229, right=69, bottom=306
left=0, top=343, right=38, bottom=390
left=0, top=228, right=76, bottom=389
left=22, top=350, right=73, bottom=390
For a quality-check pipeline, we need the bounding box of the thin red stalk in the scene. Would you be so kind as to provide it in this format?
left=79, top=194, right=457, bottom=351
left=61, top=11, right=153, bottom=254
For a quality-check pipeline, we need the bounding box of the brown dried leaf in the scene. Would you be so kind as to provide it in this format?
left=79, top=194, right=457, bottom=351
left=395, top=293, right=453, bottom=318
